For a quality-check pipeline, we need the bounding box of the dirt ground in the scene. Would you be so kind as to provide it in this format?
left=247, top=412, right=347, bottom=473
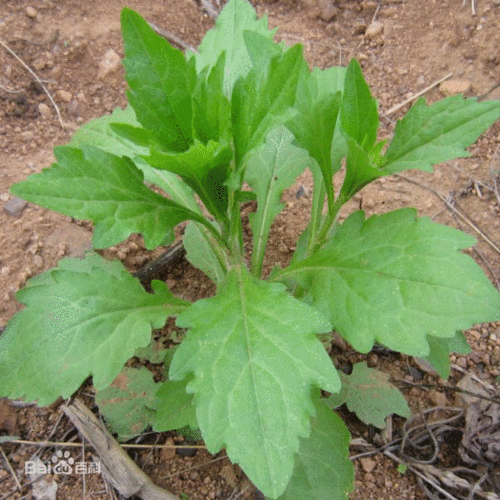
left=1, top=0, right=500, bottom=499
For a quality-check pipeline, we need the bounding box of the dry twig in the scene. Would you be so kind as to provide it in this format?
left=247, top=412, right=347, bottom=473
left=199, top=0, right=219, bottom=19
left=384, top=72, right=453, bottom=116
left=394, top=173, right=500, bottom=256
left=0, top=39, right=65, bottom=130
left=0, top=447, right=22, bottom=491
left=62, top=397, right=180, bottom=500
left=462, top=0, right=477, bottom=16
left=147, top=22, right=198, bottom=53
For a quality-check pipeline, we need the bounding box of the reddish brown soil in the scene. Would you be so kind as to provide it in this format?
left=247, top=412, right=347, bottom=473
left=1, top=0, right=500, bottom=499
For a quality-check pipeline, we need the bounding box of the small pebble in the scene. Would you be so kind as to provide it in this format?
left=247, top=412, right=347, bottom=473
left=365, top=21, right=384, bottom=39
left=360, top=457, right=376, bottom=473
left=25, top=6, right=37, bottom=18
left=38, top=102, right=52, bottom=119
left=56, top=90, right=72, bottom=102
left=4, top=197, right=28, bottom=217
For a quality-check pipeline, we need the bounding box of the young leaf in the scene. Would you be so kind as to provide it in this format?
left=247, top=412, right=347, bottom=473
left=169, top=266, right=339, bottom=499
left=285, top=65, right=342, bottom=210
left=278, top=397, right=354, bottom=500
left=192, top=51, right=231, bottom=145
left=312, top=65, right=348, bottom=175
left=325, top=362, right=410, bottom=428
left=69, top=106, right=200, bottom=213
left=277, top=208, right=500, bottom=357
left=153, top=379, right=198, bottom=432
left=337, top=138, right=384, bottom=203
left=95, top=367, right=157, bottom=441
left=231, top=44, right=305, bottom=167
left=340, top=59, right=378, bottom=151
left=243, top=30, right=284, bottom=73
left=383, top=95, right=500, bottom=173
left=121, top=8, right=195, bottom=152
left=421, top=331, right=471, bottom=379
left=183, top=221, right=227, bottom=284
left=70, top=105, right=149, bottom=156
left=134, top=337, right=169, bottom=364
left=145, top=140, right=232, bottom=224
left=0, top=253, right=189, bottom=405
left=10, top=145, right=205, bottom=249
left=190, top=0, right=277, bottom=96
left=245, top=126, right=313, bottom=276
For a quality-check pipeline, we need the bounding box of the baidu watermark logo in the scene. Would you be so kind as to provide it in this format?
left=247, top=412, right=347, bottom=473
left=25, top=450, right=101, bottom=475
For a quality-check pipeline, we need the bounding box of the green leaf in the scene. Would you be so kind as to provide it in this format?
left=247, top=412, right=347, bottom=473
left=421, top=330, right=471, bottom=379
left=397, top=463, right=408, bottom=474
left=243, top=30, right=285, bottom=73
left=134, top=337, right=169, bottom=364
left=183, top=221, right=227, bottom=284
left=153, top=379, right=198, bottom=432
left=190, top=0, right=277, bottom=96
left=245, top=126, right=313, bottom=276
left=70, top=105, right=149, bottom=156
left=231, top=44, right=305, bottom=167
left=312, top=66, right=348, bottom=175
left=169, top=266, right=339, bottom=499
left=10, top=145, right=205, bottom=249
left=192, top=51, right=231, bottom=145
left=95, top=367, right=157, bottom=441
left=145, top=140, right=232, bottom=224
left=278, top=397, right=354, bottom=500
left=340, top=59, right=378, bottom=151
left=109, top=123, right=152, bottom=148
left=69, top=106, right=200, bottom=213
left=0, top=252, right=189, bottom=405
left=285, top=65, right=342, bottom=209
left=121, top=8, right=195, bottom=152
left=338, top=138, right=384, bottom=202
left=326, top=362, right=410, bottom=428
left=383, top=95, right=500, bottom=173
left=277, top=208, right=500, bottom=356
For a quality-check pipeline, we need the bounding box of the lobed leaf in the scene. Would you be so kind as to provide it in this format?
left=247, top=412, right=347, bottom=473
left=421, top=330, right=471, bottom=380
left=153, top=378, right=198, bottom=432
left=278, top=397, right=354, bottom=500
left=0, top=253, right=189, bottom=405
left=278, top=208, right=500, bottom=356
left=169, top=266, right=339, bottom=498
left=11, top=145, right=205, bottom=249
left=95, top=367, right=157, bottom=441
left=69, top=105, right=200, bottom=212
left=383, top=95, right=500, bottom=173
left=326, top=362, right=410, bottom=428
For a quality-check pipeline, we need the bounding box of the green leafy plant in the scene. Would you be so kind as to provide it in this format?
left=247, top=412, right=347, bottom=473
left=397, top=463, right=408, bottom=475
left=2, top=0, right=500, bottom=497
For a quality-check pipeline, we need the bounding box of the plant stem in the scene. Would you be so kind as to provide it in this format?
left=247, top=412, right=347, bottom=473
left=194, top=214, right=230, bottom=254
left=306, top=172, right=326, bottom=257
left=197, top=223, right=230, bottom=275
left=310, top=194, right=345, bottom=253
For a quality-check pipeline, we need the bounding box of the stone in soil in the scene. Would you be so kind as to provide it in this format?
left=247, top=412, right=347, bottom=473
left=4, top=197, right=28, bottom=217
